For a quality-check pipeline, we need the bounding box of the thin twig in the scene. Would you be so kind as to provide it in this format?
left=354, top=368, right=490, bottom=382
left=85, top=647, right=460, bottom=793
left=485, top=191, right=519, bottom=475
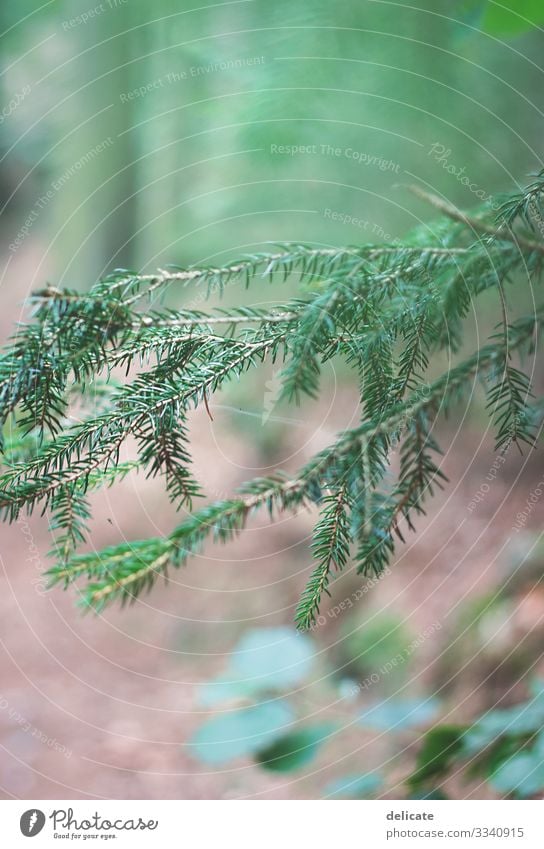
left=134, top=311, right=298, bottom=329
left=406, top=184, right=544, bottom=256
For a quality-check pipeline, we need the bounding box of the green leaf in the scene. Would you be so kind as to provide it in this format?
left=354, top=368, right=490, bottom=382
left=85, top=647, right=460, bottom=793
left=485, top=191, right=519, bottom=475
left=482, top=0, right=544, bottom=35
left=490, top=750, right=544, bottom=797
left=465, top=735, right=530, bottom=781
left=534, top=731, right=544, bottom=756
left=188, top=701, right=295, bottom=765
left=324, top=772, right=384, bottom=799
left=255, top=724, right=335, bottom=772
left=408, top=726, right=465, bottom=791
left=463, top=691, right=544, bottom=754
left=197, top=627, right=316, bottom=707
left=340, top=613, right=412, bottom=679
left=359, top=698, right=440, bottom=731
left=227, top=627, right=316, bottom=689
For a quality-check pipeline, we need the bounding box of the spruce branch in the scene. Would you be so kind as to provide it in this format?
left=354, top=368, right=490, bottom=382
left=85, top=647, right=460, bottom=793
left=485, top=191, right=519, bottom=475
left=406, top=184, right=544, bottom=255
left=0, top=329, right=287, bottom=518
left=496, top=168, right=544, bottom=236
left=295, top=484, right=351, bottom=630
left=48, top=474, right=309, bottom=610
left=0, top=177, right=542, bottom=625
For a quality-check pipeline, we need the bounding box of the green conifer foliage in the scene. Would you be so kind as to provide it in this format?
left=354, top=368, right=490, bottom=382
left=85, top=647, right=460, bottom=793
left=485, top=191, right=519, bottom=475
left=1, top=178, right=543, bottom=626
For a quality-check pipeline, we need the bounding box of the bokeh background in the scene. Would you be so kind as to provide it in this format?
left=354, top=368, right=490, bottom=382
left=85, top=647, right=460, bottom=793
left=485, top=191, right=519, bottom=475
left=1, top=0, right=544, bottom=799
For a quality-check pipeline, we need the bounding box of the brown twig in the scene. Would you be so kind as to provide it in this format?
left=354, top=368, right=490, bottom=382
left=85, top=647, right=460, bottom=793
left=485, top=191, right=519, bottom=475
left=406, top=184, right=544, bottom=256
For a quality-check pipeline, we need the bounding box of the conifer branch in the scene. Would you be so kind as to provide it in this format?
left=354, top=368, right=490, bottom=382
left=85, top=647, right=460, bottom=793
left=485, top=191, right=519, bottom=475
left=0, top=177, right=542, bottom=625
left=295, top=484, right=351, bottom=629
left=407, top=184, right=544, bottom=255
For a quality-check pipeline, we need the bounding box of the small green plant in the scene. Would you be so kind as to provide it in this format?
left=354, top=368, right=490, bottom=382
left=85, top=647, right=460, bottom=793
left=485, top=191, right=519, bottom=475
left=188, top=625, right=437, bottom=797
left=190, top=628, right=544, bottom=799
left=408, top=678, right=544, bottom=799
left=189, top=627, right=336, bottom=772
left=1, top=178, right=543, bottom=624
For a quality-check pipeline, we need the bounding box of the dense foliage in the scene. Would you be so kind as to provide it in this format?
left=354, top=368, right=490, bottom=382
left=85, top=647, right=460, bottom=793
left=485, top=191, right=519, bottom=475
left=1, top=177, right=543, bottom=625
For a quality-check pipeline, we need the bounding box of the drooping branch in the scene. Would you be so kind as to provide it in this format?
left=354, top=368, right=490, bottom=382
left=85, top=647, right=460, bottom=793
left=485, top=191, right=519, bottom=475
left=0, top=175, right=542, bottom=625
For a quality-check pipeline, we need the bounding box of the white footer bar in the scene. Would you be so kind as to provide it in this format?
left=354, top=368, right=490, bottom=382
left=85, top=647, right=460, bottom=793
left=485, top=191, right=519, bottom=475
left=1, top=800, right=542, bottom=848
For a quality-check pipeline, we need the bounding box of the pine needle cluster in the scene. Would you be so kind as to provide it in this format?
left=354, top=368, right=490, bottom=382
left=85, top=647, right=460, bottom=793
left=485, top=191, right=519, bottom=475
left=1, top=177, right=543, bottom=627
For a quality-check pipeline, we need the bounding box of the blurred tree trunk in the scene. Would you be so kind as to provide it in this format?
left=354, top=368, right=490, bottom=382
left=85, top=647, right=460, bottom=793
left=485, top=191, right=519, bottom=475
left=51, top=0, right=139, bottom=285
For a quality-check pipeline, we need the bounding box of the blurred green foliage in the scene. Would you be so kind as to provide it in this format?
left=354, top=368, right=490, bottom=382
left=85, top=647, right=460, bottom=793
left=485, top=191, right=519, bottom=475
left=190, top=626, right=544, bottom=798
left=189, top=625, right=442, bottom=797
left=190, top=700, right=296, bottom=765
left=481, top=1, right=544, bottom=35
left=1, top=0, right=543, bottom=291
left=196, top=626, right=316, bottom=706
left=338, top=611, right=412, bottom=683
left=409, top=678, right=544, bottom=798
